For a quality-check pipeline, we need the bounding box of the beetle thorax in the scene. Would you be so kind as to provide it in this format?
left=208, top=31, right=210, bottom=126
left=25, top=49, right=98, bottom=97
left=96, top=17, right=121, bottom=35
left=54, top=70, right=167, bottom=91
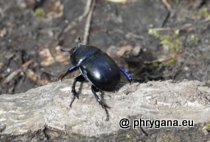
left=70, top=45, right=101, bottom=66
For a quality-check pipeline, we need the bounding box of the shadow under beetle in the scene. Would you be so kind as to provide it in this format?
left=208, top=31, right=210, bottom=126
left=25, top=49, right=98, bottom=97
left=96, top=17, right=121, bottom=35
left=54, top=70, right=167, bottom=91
left=59, top=41, right=132, bottom=121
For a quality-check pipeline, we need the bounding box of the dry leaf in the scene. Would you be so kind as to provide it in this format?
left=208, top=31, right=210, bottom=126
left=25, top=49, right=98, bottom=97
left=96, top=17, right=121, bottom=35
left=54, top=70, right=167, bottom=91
left=39, top=48, right=55, bottom=67
left=116, top=45, right=133, bottom=57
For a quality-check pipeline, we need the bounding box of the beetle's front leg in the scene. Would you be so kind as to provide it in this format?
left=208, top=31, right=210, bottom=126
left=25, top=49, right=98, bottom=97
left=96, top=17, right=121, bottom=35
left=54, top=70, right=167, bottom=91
left=70, top=75, right=86, bottom=107
left=58, top=66, right=78, bottom=81
left=91, top=85, right=110, bottom=121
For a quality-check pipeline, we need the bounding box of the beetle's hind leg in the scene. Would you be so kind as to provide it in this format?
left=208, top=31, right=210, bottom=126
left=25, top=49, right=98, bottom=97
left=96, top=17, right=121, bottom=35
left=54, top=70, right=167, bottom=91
left=119, top=68, right=132, bottom=83
left=70, top=75, right=86, bottom=107
left=91, top=85, right=110, bottom=121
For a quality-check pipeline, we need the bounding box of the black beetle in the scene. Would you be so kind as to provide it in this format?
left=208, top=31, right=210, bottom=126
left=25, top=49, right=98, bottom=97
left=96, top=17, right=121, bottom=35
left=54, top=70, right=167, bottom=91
left=59, top=41, right=132, bottom=120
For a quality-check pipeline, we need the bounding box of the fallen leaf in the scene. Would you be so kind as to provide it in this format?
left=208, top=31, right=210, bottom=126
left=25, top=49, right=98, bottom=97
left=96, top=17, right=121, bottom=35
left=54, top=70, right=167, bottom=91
left=116, top=45, right=133, bottom=57
left=39, top=48, right=55, bottom=67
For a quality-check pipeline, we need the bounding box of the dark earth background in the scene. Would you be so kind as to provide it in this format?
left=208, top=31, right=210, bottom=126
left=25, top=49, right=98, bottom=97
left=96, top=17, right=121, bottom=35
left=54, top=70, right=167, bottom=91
left=0, top=0, right=210, bottom=141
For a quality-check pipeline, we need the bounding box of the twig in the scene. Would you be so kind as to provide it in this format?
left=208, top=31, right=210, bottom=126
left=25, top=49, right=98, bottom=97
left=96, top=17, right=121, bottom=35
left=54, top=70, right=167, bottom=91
left=161, top=0, right=171, bottom=11
left=161, top=10, right=170, bottom=27
left=3, top=69, right=21, bottom=84
left=78, top=0, right=93, bottom=21
left=25, top=69, right=50, bottom=86
left=151, top=23, right=193, bottom=32
left=144, top=53, right=184, bottom=64
left=150, top=27, right=172, bottom=31
left=83, top=0, right=95, bottom=45
left=63, top=0, right=93, bottom=34
left=161, top=0, right=171, bottom=27
left=3, top=60, right=34, bottom=84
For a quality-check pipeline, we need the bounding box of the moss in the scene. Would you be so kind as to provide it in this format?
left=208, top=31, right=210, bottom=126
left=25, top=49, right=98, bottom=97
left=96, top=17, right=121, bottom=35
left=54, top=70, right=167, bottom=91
left=202, top=123, right=210, bottom=131
left=158, top=135, right=178, bottom=142
left=152, top=62, right=159, bottom=67
left=148, top=28, right=182, bottom=54
left=34, top=8, right=45, bottom=17
left=193, top=7, right=210, bottom=21
left=125, top=134, right=133, bottom=140
left=161, top=63, right=166, bottom=68
left=187, top=34, right=196, bottom=45
left=167, top=58, right=177, bottom=63
left=151, top=57, right=177, bottom=68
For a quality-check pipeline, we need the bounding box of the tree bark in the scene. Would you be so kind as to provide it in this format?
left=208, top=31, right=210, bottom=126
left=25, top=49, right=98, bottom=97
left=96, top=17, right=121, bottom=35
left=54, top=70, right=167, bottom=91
left=0, top=79, right=210, bottom=137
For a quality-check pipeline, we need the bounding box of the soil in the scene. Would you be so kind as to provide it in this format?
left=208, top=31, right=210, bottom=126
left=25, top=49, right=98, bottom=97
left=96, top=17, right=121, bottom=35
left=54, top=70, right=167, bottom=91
left=0, top=0, right=210, bottom=141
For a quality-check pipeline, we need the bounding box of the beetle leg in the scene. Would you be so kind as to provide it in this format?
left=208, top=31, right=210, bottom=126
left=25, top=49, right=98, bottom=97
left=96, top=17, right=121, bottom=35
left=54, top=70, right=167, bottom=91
left=91, top=85, right=110, bottom=121
left=91, top=85, right=110, bottom=108
left=58, top=66, right=78, bottom=81
left=70, top=75, right=86, bottom=107
left=119, top=68, right=132, bottom=83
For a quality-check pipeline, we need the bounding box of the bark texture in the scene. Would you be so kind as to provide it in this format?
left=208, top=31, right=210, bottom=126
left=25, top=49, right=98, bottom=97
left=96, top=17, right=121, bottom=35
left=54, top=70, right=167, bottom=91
left=0, top=79, right=210, bottom=136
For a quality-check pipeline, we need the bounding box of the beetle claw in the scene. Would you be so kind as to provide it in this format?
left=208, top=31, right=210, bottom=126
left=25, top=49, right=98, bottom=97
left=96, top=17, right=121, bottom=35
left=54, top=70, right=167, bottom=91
left=75, top=94, right=79, bottom=99
left=72, top=89, right=79, bottom=99
left=69, top=96, right=76, bottom=108
left=57, top=73, right=64, bottom=81
left=98, top=101, right=110, bottom=121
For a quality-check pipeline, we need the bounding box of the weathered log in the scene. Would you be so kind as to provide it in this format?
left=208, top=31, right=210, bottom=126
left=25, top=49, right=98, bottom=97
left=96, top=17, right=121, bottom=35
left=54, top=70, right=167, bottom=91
left=0, top=79, right=210, bottom=137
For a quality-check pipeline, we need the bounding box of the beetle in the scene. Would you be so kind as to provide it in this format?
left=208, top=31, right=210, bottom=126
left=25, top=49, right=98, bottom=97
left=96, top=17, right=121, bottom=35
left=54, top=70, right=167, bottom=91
left=59, top=42, right=132, bottom=120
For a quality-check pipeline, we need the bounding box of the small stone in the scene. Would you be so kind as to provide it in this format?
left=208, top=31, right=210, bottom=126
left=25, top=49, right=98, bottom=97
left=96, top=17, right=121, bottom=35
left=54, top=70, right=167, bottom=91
left=149, top=99, right=157, bottom=105
left=0, top=124, right=6, bottom=132
left=132, top=45, right=142, bottom=56
left=202, top=129, right=209, bottom=136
